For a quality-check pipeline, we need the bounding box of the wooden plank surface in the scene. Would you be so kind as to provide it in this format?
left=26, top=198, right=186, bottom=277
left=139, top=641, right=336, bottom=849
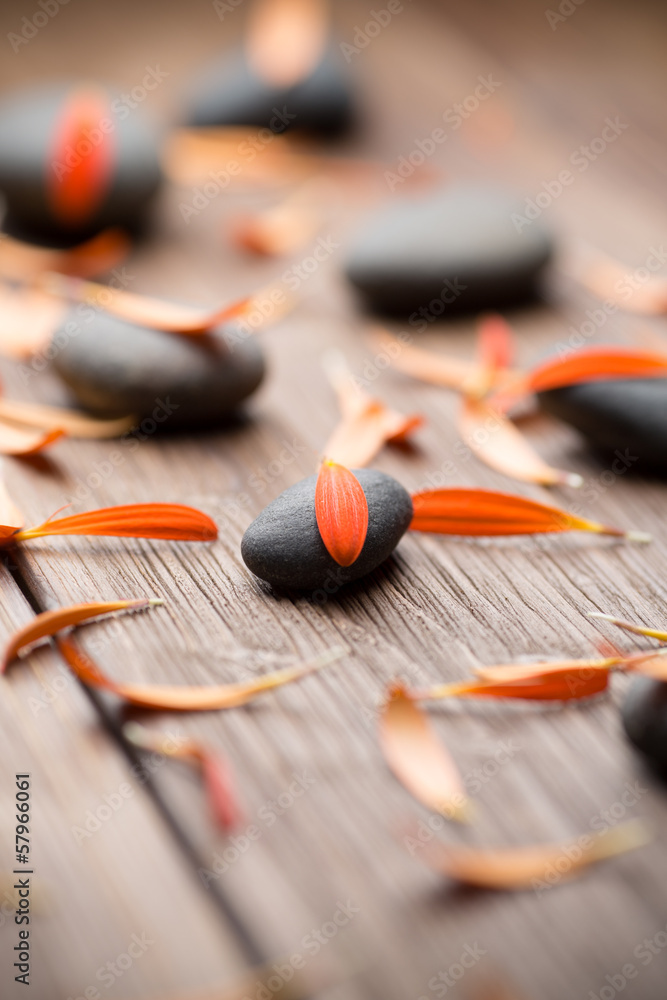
left=2, top=1, right=667, bottom=998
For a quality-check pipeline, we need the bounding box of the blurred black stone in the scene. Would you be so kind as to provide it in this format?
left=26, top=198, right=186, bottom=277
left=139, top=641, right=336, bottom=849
left=241, top=469, right=413, bottom=592
left=0, top=83, right=162, bottom=246
left=52, top=310, right=266, bottom=429
left=622, top=675, right=667, bottom=776
left=538, top=378, right=667, bottom=472
left=184, top=44, right=353, bottom=138
left=344, top=185, right=553, bottom=317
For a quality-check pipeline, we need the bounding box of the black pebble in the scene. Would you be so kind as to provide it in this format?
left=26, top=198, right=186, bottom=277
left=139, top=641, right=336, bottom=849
left=344, top=185, right=553, bottom=316
left=0, top=83, right=162, bottom=245
left=538, top=378, right=667, bottom=472
left=241, top=469, right=413, bottom=592
left=622, top=675, right=667, bottom=775
left=185, top=44, right=353, bottom=138
left=52, top=311, right=266, bottom=429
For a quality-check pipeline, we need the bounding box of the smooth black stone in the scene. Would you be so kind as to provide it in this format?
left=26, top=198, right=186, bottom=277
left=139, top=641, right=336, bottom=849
left=344, top=185, right=553, bottom=316
left=0, top=84, right=162, bottom=245
left=622, top=675, right=667, bottom=774
left=184, top=45, right=353, bottom=138
left=241, top=469, right=413, bottom=592
left=52, top=311, right=266, bottom=429
left=538, top=378, right=667, bottom=471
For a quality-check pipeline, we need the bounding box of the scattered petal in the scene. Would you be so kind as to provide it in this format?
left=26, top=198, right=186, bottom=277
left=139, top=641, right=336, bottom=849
left=54, top=638, right=344, bottom=711
left=0, top=420, right=64, bottom=457
left=46, top=87, right=115, bottom=226
left=315, top=461, right=369, bottom=566
left=526, top=347, right=667, bottom=394
left=370, top=327, right=481, bottom=391
left=420, top=820, right=649, bottom=889
left=0, top=228, right=130, bottom=283
left=0, top=398, right=134, bottom=439
left=413, top=671, right=610, bottom=702
left=9, top=503, right=218, bottom=546
left=321, top=350, right=423, bottom=467
left=457, top=396, right=582, bottom=487
left=409, top=488, right=642, bottom=539
left=232, top=177, right=333, bottom=257
left=0, top=474, right=24, bottom=529
left=124, top=723, right=243, bottom=832
left=246, top=0, right=328, bottom=87
left=569, top=247, right=667, bottom=314
left=588, top=612, right=667, bottom=643
left=379, top=684, right=469, bottom=820
left=0, top=284, right=67, bottom=359
left=2, top=598, right=160, bottom=672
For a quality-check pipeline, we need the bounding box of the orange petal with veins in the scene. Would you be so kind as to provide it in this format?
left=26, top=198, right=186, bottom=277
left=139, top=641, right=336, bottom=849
left=315, top=461, right=369, bottom=566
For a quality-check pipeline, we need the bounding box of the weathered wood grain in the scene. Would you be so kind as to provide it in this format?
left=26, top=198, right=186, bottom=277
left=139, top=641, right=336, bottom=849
left=1, top=1, right=667, bottom=998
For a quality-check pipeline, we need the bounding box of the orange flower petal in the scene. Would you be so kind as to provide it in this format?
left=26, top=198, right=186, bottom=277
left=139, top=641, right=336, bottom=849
left=10, top=503, right=218, bottom=546
left=47, top=87, right=116, bottom=227
left=321, top=350, right=423, bottom=467
left=370, top=327, right=481, bottom=391
left=526, top=347, right=667, bottom=394
left=571, top=247, right=667, bottom=314
left=232, top=177, right=331, bottom=257
left=477, top=313, right=515, bottom=374
left=473, top=656, right=620, bottom=684
left=409, top=488, right=647, bottom=540
left=380, top=684, right=469, bottom=820
left=124, top=723, right=243, bottom=832
left=0, top=228, right=130, bottom=283
left=315, top=461, right=369, bottom=566
left=419, top=820, right=649, bottom=889
left=457, top=396, right=582, bottom=487
left=246, top=0, right=328, bottom=87
left=2, top=598, right=159, bottom=672
left=413, top=671, right=610, bottom=702
left=0, top=421, right=64, bottom=457
left=38, top=273, right=298, bottom=337
left=589, top=612, right=667, bottom=643
left=0, top=477, right=24, bottom=529
left=0, top=398, right=134, bottom=439
left=54, top=638, right=343, bottom=711
left=0, top=285, right=67, bottom=359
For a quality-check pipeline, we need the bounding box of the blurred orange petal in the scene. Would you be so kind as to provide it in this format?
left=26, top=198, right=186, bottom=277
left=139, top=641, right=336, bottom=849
left=0, top=228, right=130, bottom=282
left=55, top=638, right=343, bottom=711
left=458, top=396, right=582, bottom=487
left=0, top=398, right=134, bottom=439
left=0, top=420, right=64, bottom=456
left=420, top=820, right=649, bottom=889
left=0, top=285, right=67, bottom=358
left=380, top=684, right=468, bottom=820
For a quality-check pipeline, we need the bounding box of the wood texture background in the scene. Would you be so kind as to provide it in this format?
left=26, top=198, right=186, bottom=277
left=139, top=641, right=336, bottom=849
left=1, top=1, right=667, bottom=998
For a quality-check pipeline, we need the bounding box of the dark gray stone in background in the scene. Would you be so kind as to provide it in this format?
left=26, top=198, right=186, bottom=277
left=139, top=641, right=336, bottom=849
left=344, top=185, right=553, bottom=316
left=622, top=675, right=667, bottom=775
left=0, top=83, right=162, bottom=246
left=184, top=45, right=354, bottom=138
left=52, top=311, right=266, bottom=429
left=241, top=469, right=413, bottom=592
left=538, top=378, right=667, bottom=472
